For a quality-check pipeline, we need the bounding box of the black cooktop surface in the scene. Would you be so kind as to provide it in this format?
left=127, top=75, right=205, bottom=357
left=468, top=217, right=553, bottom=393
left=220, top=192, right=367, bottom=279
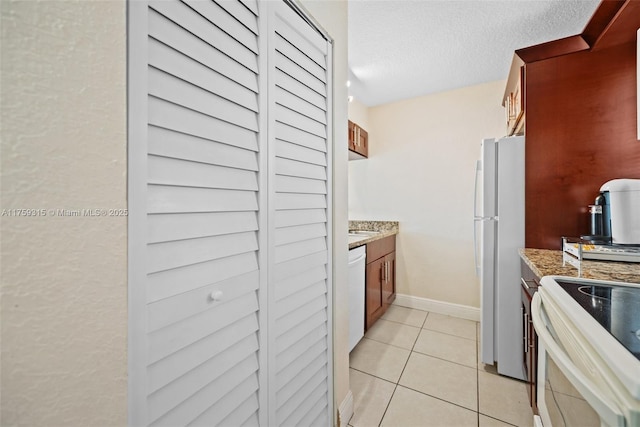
left=557, top=280, right=640, bottom=361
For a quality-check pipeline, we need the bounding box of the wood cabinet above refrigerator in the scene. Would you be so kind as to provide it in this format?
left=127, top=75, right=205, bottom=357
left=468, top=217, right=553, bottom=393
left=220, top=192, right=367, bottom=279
left=503, top=54, right=525, bottom=136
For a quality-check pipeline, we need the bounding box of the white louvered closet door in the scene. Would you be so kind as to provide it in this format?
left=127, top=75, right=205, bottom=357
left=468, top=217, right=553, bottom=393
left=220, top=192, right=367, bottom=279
left=267, top=2, right=332, bottom=426
left=128, top=0, right=332, bottom=426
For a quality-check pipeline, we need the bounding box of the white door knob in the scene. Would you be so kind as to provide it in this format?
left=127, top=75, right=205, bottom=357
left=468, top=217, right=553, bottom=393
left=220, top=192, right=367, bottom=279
left=210, top=291, right=223, bottom=301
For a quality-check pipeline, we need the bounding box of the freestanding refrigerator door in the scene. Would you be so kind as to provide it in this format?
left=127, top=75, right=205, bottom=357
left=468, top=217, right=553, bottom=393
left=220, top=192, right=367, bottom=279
left=480, top=217, right=496, bottom=365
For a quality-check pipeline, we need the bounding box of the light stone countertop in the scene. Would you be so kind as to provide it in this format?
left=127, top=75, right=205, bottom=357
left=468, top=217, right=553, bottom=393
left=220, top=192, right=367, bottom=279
left=519, top=248, right=640, bottom=284
left=348, top=220, right=399, bottom=249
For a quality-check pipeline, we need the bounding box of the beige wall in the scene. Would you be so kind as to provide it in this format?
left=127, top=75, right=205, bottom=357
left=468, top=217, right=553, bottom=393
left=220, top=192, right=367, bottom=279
left=349, top=81, right=506, bottom=308
left=348, top=98, right=370, bottom=130
left=0, top=0, right=128, bottom=425
left=299, top=0, right=350, bottom=422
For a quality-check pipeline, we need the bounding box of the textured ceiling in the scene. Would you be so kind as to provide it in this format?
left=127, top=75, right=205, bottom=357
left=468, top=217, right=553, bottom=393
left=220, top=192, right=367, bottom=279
left=348, top=0, right=600, bottom=106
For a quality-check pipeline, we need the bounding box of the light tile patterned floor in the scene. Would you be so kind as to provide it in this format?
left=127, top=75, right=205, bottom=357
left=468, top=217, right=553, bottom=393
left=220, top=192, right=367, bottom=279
left=348, top=305, right=533, bottom=427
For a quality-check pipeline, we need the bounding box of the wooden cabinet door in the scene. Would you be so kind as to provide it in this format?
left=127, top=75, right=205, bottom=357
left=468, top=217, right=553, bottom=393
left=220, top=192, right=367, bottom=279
left=382, top=251, right=395, bottom=307
left=366, top=257, right=385, bottom=330
left=348, top=120, right=356, bottom=151
left=357, top=126, right=368, bottom=157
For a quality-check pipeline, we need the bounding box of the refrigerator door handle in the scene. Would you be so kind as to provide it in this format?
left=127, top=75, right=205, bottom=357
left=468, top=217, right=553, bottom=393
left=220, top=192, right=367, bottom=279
left=474, top=219, right=480, bottom=277
left=473, top=159, right=482, bottom=276
left=474, top=160, right=481, bottom=218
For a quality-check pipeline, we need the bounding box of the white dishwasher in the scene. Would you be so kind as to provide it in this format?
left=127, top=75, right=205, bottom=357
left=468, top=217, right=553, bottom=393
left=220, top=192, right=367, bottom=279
left=348, top=246, right=366, bottom=352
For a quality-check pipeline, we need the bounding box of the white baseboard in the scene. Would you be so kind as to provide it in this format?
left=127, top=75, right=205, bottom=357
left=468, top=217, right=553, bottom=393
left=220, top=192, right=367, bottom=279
left=337, top=389, right=354, bottom=427
left=394, top=293, right=480, bottom=321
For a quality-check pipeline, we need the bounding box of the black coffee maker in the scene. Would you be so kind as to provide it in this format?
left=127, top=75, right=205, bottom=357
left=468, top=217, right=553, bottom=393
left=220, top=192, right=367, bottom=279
left=581, top=191, right=612, bottom=244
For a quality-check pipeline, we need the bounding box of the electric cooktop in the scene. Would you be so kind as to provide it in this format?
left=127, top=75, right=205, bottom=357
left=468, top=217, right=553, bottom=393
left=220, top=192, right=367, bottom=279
left=557, top=280, right=640, bottom=361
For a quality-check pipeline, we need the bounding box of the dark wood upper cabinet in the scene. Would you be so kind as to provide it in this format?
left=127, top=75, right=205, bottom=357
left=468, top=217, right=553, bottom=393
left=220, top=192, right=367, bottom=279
left=512, top=0, right=640, bottom=250
left=348, top=120, right=368, bottom=159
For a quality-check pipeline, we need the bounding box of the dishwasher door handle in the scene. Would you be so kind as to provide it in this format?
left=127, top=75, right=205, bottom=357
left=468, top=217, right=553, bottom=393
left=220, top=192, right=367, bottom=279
left=348, top=252, right=367, bottom=266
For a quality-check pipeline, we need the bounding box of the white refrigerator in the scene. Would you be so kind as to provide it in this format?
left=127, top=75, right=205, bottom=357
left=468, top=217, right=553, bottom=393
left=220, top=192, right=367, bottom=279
left=474, top=136, right=525, bottom=381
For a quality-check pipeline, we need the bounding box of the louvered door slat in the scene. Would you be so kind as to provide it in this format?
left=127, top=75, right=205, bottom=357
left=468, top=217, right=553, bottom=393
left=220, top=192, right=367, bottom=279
left=148, top=336, right=259, bottom=422
left=147, top=270, right=259, bottom=331
left=275, top=69, right=326, bottom=111
left=275, top=209, right=326, bottom=228
left=275, top=86, right=326, bottom=124
left=147, top=231, right=258, bottom=272
left=275, top=193, right=326, bottom=210
left=274, top=12, right=326, bottom=63
left=275, top=34, right=326, bottom=79
left=273, top=251, right=327, bottom=283
left=275, top=53, right=326, bottom=97
left=276, top=157, right=326, bottom=180
left=274, top=266, right=327, bottom=302
left=185, top=0, right=258, bottom=54
left=147, top=185, right=258, bottom=213
left=147, top=211, right=258, bottom=244
left=278, top=371, right=327, bottom=426
left=148, top=67, right=259, bottom=132
left=148, top=314, right=258, bottom=393
left=149, top=291, right=259, bottom=364
left=296, top=395, right=329, bottom=427
left=275, top=325, right=326, bottom=373
left=149, top=0, right=258, bottom=73
left=274, top=223, right=326, bottom=246
left=147, top=252, right=258, bottom=302
left=150, top=355, right=259, bottom=426
left=276, top=139, right=326, bottom=166
left=276, top=339, right=327, bottom=391
left=276, top=355, right=326, bottom=414
left=275, top=121, right=326, bottom=152
left=148, top=98, right=258, bottom=151
left=148, top=9, right=258, bottom=92
left=148, top=126, right=258, bottom=171
left=275, top=175, right=326, bottom=195
left=214, top=0, right=258, bottom=35
left=239, top=0, right=258, bottom=16
left=148, top=155, right=258, bottom=191
left=275, top=281, right=326, bottom=319
left=148, top=38, right=258, bottom=113
left=275, top=237, right=327, bottom=264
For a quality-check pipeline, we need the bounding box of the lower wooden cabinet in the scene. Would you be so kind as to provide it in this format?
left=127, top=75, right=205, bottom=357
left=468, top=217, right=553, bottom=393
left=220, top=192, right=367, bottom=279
left=365, top=235, right=396, bottom=330
left=521, top=259, right=539, bottom=414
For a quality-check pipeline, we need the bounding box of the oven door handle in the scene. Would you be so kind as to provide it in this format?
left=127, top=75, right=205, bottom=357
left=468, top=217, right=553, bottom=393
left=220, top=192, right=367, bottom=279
left=531, top=293, right=626, bottom=427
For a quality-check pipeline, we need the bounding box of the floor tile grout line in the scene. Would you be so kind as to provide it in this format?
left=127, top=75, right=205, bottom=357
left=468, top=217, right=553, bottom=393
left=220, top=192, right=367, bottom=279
left=377, top=310, right=430, bottom=426
left=396, top=383, right=479, bottom=414
left=410, top=347, right=478, bottom=370
left=376, top=313, right=478, bottom=342
left=348, top=367, right=397, bottom=386
left=421, top=327, right=478, bottom=342
left=377, top=316, right=427, bottom=329
left=357, top=336, right=415, bottom=352
left=377, top=383, right=398, bottom=427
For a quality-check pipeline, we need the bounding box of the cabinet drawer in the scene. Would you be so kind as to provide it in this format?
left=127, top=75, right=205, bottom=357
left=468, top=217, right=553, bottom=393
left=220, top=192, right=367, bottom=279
left=366, top=235, right=396, bottom=262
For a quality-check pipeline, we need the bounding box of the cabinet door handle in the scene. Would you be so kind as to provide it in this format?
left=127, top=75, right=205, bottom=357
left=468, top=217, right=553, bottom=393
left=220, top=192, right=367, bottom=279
left=385, top=261, right=389, bottom=282
left=524, top=311, right=529, bottom=353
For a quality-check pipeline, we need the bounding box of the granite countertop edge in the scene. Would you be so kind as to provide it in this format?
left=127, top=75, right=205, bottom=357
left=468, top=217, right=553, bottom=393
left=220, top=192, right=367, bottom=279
left=348, top=220, right=399, bottom=250
left=519, top=248, right=640, bottom=284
